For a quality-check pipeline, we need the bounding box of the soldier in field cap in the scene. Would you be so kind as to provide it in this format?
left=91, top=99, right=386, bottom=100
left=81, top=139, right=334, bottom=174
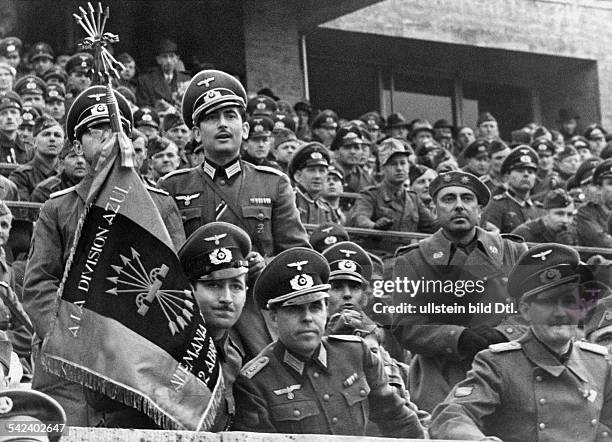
left=431, top=243, right=612, bottom=442
left=393, top=170, right=528, bottom=412
left=233, top=248, right=424, bottom=438
left=482, top=145, right=542, bottom=233
left=576, top=157, right=612, bottom=248
left=311, top=109, right=338, bottom=147
left=158, top=69, right=310, bottom=360
left=178, top=221, right=251, bottom=430
left=511, top=188, right=577, bottom=245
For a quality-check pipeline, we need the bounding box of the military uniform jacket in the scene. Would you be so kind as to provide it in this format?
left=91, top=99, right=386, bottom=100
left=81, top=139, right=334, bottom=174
left=233, top=336, right=424, bottom=438
left=392, top=227, right=528, bottom=412
left=211, top=333, right=244, bottom=431
left=331, top=161, right=376, bottom=194
left=0, top=131, right=31, bottom=165
left=430, top=331, right=612, bottom=442
left=158, top=160, right=310, bottom=257
left=482, top=189, right=543, bottom=233
left=9, top=156, right=58, bottom=201
left=533, top=169, right=563, bottom=201
left=576, top=201, right=612, bottom=248
left=511, top=217, right=578, bottom=245
left=22, top=174, right=184, bottom=426
left=30, top=171, right=79, bottom=204
left=295, top=185, right=338, bottom=225
left=0, top=175, right=18, bottom=202
left=480, top=174, right=506, bottom=196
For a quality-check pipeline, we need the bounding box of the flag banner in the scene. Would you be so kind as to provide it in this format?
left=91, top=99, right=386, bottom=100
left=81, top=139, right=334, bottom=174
left=41, top=130, right=223, bottom=431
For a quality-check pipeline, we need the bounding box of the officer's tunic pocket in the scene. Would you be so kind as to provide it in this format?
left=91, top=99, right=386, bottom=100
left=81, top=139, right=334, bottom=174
left=179, top=208, right=201, bottom=237
left=271, top=400, right=321, bottom=433
left=242, top=206, right=273, bottom=255
left=342, top=375, right=370, bottom=426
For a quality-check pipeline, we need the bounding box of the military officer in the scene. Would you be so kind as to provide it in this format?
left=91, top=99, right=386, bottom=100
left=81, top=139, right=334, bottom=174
left=289, top=141, right=337, bottom=224
left=232, top=248, right=424, bottom=438
left=311, top=109, right=338, bottom=147
left=392, top=170, right=528, bottom=412
left=23, top=85, right=185, bottom=426
left=532, top=137, right=562, bottom=201
left=511, top=188, right=577, bottom=245
left=10, top=115, right=62, bottom=201
left=480, top=140, right=511, bottom=195
left=158, top=69, right=309, bottom=256
left=309, top=222, right=350, bottom=252
left=461, top=139, right=490, bottom=177
left=14, top=75, right=46, bottom=111
left=350, top=137, right=437, bottom=256
left=30, top=140, right=87, bottom=203
left=576, top=158, right=612, bottom=248
left=430, top=244, right=612, bottom=442
left=0, top=92, right=31, bottom=164
left=585, top=295, right=612, bottom=346
left=330, top=126, right=375, bottom=200
left=242, top=115, right=279, bottom=169
left=176, top=222, right=250, bottom=431
left=482, top=145, right=543, bottom=233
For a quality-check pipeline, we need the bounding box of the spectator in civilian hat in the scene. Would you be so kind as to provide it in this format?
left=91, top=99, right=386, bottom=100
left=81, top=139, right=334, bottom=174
left=386, top=112, right=410, bottom=141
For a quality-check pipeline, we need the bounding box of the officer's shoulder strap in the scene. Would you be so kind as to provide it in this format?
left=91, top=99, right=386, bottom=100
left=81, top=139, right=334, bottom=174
left=160, top=167, right=191, bottom=181
left=49, top=185, right=76, bottom=199
left=394, top=242, right=420, bottom=257
left=575, top=340, right=608, bottom=356
left=251, top=163, right=284, bottom=176
left=47, top=177, right=62, bottom=190
left=240, top=356, right=269, bottom=379
left=144, top=184, right=169, bottom=196
left=489, top=341, right=522, bottom=353
left=492, top=193, right=506, bottom=201
left=327, top=334, right=363, bottom=343
left=500, top=233, right=525, bottom=243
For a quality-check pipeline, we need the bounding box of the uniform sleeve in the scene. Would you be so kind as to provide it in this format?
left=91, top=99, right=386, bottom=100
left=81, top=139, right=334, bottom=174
left=429, top=351, right=504, bottom=441
left=272, top=174, right=310, bottom=254
left=30, top=183, right=50, bottom=204
left=349, top=190, right=376, bottom=229
left=363, top=340, right=424, bottom=439
left=415, top=195, right=438, bottom=234
left=510, top=223, right=534, bottom=242
left=22, top=201, right=62, bottom=339
left=392, top=253, right=465, bottom=360
left=8, top=169, right=31, bottom=202
left=481, top=200, right=505, bottom=232
left=576, top=206, right=612, bottom=248
left=159, top=195, right=186, bottom=251
left=232, top=374, right=278, bottom=433
left=135, top=75, right=155, bottom=108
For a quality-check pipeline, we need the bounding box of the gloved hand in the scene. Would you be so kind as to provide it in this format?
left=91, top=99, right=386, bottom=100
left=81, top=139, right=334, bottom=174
left=373, top=217, right=394, bottom=230
left=471, top=325, right=508, bottom=345
left=458, top=329, right=488, bottom=359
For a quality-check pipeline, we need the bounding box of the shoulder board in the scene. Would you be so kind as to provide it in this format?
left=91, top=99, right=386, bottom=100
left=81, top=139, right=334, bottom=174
left=534, top=201, right=543, bottom=208
left=240, top=356, right=269, bottom=379
left=47, top=178, right=62, bottom=190
left=501, top=233, right=525, bottom=243
left=252, top=164, right=283, bottom=176
left=493, top=194, right=506, bottom=201
left=49, top=185, right=76, bottom=199
left=489, top=341, right=522, bottom=353
left=394, top=242, right=420, bottom=257
left=160, top=168, right=191, bottom=181
left=145, top=184, right=169, bottom=196
left=575, top=340, right=608, bottom=356
left=327, top=334, right=363, bottom=342
left=362, top=185, right=378, bottom=192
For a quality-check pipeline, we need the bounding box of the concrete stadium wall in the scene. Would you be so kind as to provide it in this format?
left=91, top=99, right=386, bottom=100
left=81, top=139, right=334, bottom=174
left=321, top=0, right=612, bottom=129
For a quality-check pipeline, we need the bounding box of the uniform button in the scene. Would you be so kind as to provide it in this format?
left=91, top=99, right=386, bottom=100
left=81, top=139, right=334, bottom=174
left=219, top=179, right=226, bottom=185
left=313, top=372, right=320, bottom=379
left=332, top=417, right=338, bottom=424
left=506, top=327, right=514, bottom=334
left=506, top=298, right=512, bottom=303
left=539, top=398, right=546, bottom=405
left=360, top=389, right=367, bottom=397
left=539, top=423, right=546, bottom=430
left=501, top=277, right=508, bottom=284
left=535, top=376, right=543, bottom=382
left=449, top=330, right=456, bottom=336
left=446, top=348, right=453, bottom=354
left=482, top=276, right=488, bottom=282
left=323, top=394, right=330, bottom=401
left=293, top=410, right=301, bottom=417
left=591, top=419, right=598, bottom=426
left=603, top=431, right=609, bottom=437
left=258, top=212, right=265, bottom=220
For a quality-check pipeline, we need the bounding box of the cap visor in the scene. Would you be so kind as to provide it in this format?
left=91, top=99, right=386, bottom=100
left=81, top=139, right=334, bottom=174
left=198, top=267, right=248, bottom=282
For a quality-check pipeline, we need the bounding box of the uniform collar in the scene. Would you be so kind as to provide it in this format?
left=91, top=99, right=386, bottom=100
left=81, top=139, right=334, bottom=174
left=202, top=157, right=241, bottom=180
left=279, top=342, right=328, bottom=375
left=32, top=154, right=58, bottom=176
left=421, top=227, right=503, bottom=267
left=520, top=330, right=584, bottom=380
left=505, top=188, right=533, bottom=207
left=295, top=184, right=319, bottom=203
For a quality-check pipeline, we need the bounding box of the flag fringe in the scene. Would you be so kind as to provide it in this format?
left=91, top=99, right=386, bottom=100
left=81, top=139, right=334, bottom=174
left=42, top=355, right=224, bottom=431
